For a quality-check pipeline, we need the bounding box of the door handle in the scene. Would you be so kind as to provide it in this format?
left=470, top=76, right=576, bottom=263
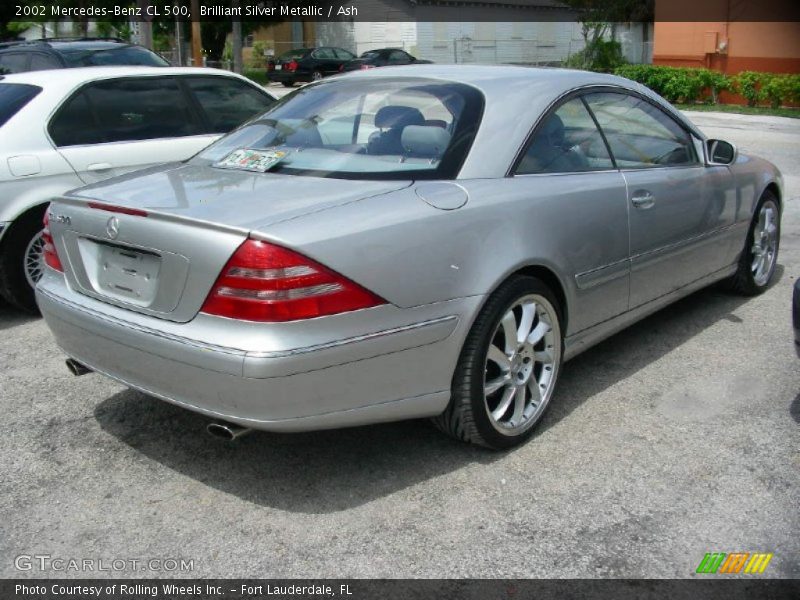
left=87, top=162, right=113, bottom=172
left=631, top=191, right=655, bottom=210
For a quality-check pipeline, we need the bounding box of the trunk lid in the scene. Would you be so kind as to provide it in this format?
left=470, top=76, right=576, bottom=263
left=51, top=163, right=408, bottom=322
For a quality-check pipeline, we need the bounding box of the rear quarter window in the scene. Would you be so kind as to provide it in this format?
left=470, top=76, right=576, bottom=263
left=0, top=83, right=42, bottom=127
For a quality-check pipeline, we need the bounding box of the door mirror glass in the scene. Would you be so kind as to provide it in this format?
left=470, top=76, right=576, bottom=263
left=707, top=139, right=737, bottom=165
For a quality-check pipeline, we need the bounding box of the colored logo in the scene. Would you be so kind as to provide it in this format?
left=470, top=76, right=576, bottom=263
left=696, top=552, right=773, bottom=574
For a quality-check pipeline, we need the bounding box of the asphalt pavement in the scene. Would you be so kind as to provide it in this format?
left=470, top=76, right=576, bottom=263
left=0, top=109, right=797, bottom=579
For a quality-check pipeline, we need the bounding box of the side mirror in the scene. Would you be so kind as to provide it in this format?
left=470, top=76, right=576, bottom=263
left=707, top=139, right=737, bottom=165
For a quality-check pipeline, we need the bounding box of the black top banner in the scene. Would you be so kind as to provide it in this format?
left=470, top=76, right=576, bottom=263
left=7, top=0, right=800, bottom=23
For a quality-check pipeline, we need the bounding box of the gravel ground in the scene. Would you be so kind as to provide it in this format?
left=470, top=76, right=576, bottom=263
left=0, top=109, right=797, bottom=579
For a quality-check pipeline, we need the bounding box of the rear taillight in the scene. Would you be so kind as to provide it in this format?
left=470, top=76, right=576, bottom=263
left=200, top=239, right=385, bottom=322
left=287, top=60, right=298, bottom=72
left=42, top=211, right=63, bottom=273
left=360, top=64, right=375, bottom=70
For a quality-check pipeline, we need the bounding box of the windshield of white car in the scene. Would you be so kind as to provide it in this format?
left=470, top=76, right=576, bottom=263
left=193, top=77, right=484, bottom=180
left=0, top=83, right=41, bottom=127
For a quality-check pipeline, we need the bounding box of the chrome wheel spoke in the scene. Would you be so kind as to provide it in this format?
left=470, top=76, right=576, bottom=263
left=527, top=377, right=543, bottom=408
left=511, top=385, right=526, bottom=423
left=487, top=344, right=511, bottom=371
left=492, top=386, right=516, bottom=421
left=527, top=320, right=551, bottom=345
left=484, top=375, right=508, bottom=396
left=517, top=301, right=535, bottom=344
left=500, top=310, right=517, bottom=353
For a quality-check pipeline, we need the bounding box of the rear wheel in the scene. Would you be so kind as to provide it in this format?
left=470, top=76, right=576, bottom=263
left=433, top=276, right=563, bottom=449
left=311, top=70, right=323, bottom=81
left=0, top=208, right=46, bottom=313
left=726, top=190, right=780, bottom=296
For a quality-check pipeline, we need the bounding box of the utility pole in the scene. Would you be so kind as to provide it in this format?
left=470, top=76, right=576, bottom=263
left=190, top=0, right=203, bottom=66
left=137, top=0, right=154, bottom=50
left=232, top=0, right=243, bottom=73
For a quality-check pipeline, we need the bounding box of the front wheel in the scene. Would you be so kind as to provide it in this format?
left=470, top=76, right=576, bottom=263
left=433, top=276, right=563, bottom=449
left=0, top=209, right=46, bottom=313
left=311, top=70, right=323, bottom=81
left=726, top=190, right=780, bottom=296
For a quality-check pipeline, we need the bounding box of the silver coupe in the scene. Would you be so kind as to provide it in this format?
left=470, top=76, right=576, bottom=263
left=37, top=66, right=782, bottom=449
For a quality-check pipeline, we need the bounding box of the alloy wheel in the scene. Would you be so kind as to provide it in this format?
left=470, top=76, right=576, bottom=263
left=751, top=199, right=779, bottom=287
left=483, top=294, right=561, bottom=436
left=23, top=230, right=45, bottom=289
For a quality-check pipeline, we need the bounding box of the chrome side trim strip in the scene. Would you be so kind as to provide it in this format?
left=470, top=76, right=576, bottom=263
left=247, top=315, right=459, bottom=358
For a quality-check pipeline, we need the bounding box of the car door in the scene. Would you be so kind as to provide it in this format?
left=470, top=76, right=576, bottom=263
left=513, top=96, right=630, bottom=333
left=584, top=91, right=736, bottom=308
left=48, top=76, right=217, bottom=184
left=309, top=48, right=338, bottom=76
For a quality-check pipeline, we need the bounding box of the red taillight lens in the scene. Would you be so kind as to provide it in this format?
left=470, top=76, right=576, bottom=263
left=360, top=64, right=375, bottom=70
left=200, top=239, right=385, bottom=322
left=287, top=60, right=298, bottom=72
left=42, top=211, right=63, bottom=273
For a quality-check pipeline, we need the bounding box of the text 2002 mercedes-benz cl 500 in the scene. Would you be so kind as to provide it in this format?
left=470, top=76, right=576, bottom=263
left=37, top=66, right=782, bottom=449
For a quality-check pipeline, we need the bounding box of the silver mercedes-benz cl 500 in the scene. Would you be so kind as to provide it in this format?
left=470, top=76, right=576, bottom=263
left=37, top=66, right=782, bottom=449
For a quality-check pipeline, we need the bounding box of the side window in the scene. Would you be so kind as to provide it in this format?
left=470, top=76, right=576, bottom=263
left=389, top=50, right=411, bottom=64
left=334, top=48, right=355, bottom=60
left=0, top=52, right=29, bottom=74
left=185, top=76, right=275, bottom=134
left=584, top=92, right=698, bottom=168
left=29, top=53, right=61, bottom=71
left=313, top=48, right=335, bottom=60
left=49, top=91, right=104, bottom=146
left=81, top=77, right=201, bottom=143
left=516, top=97, right=614, bottom=175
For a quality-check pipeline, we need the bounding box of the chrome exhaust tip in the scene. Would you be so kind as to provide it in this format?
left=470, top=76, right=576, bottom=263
left=207, top=421, right=253, bottom=441
left=65, top=358, right=92, bottom=376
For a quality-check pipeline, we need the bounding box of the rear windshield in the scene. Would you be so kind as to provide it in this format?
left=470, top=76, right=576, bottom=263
left=194, top=77, right=484, bottom=180
left=277, top=49, right=310, bottom=61
left=0, top=83, right=41, bottom=127
left=60, top=46, right=169, bottom=67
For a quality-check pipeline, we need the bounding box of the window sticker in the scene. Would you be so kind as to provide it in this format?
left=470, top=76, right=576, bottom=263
left=214, top=148, right=289, bottom=172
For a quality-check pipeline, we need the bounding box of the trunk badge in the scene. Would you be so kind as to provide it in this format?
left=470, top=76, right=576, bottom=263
left=106, top=217, right=120, bottom=239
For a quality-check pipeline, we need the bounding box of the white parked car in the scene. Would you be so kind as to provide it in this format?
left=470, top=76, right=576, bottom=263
left=0, top=66, right=276, bottom=311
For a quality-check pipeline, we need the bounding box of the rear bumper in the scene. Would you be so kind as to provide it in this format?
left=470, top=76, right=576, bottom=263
left=37, top=272, right=477, bottom=431
left=267, top=70, right=310, bottom=83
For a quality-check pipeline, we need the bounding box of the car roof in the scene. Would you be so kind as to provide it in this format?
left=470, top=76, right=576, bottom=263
left=331, top=64, right=704, bottom=179
left=0, top=66, right=257, bottom=91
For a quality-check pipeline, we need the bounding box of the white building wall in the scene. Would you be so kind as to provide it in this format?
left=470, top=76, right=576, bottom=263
left=415, top=21, right=585, bottom=66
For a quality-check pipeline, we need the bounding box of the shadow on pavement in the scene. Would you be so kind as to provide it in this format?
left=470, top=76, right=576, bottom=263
left=93, top=270, right=777, bottom=513
left=0, top=298, right=38, bottom=331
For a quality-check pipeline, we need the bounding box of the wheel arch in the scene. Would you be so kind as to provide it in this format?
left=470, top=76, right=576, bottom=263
left=0, top=201, right=49, bottom=249
left=468, top=264, right=570, bottom=339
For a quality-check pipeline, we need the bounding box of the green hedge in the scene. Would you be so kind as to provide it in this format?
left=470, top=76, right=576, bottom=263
left=613, top=65, right=800, bottom=108
left=242, top=68, right=269, bottom=86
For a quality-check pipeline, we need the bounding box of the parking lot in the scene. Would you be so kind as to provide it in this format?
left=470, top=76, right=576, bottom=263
left=0, top=109, right=797, bottom=579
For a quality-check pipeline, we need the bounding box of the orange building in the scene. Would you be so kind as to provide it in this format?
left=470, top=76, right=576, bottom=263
left=653, top=21, right=800, bottom=74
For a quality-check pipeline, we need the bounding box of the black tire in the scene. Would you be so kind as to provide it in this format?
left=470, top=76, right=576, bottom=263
left=432, top=275, right=563, bottom=450
left=0, top=208, right=46, bottom=314
left=726, top=190, right=780, bottom=296
left=281, top=81, right=295, bottom=88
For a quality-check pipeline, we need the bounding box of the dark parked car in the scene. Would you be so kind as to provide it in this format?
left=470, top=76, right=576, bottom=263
left=794, top=279, right=800, bottom=356
left=0, top=38, right=169, bottom=74
left=267, top=47, right=355, bottom=87
left=341, top=48, right=432, bottom=72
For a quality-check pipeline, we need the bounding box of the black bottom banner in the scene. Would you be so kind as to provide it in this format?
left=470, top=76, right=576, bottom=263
left=2, top=579, right=800, bottom=600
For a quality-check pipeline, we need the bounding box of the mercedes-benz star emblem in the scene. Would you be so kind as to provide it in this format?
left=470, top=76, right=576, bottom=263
left=106, top=217, right=119, bottom=239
